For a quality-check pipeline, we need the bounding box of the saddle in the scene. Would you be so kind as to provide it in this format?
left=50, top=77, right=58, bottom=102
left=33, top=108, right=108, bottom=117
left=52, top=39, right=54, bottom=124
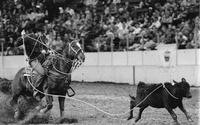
left=23, top=59, right=76, bottom=97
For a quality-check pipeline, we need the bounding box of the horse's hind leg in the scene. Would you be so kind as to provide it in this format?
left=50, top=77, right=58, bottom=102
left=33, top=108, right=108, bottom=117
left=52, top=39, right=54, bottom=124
left=10, top=94, right=20, bottom=106
left=10, top=93, right=23, bottom=120
left=127, top=98, right=135, bottom=120
left=58, top=96, right=65, bottom=117
left=10, top=87, right=22, bottom=107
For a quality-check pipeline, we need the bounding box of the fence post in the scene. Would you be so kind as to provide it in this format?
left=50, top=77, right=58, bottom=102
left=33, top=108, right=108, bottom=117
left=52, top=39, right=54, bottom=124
left=126, top=35, right=129, bottom=65
left=111, top=37, right=113, bottom=65
left=0, top=39, right=4, bottom=77
left=1, top=41, right=3, bottom=56
left=194, top=21, right=198, bottom=65
left=97, top=39, right=100, bottom=66
left=81, top=37, right=85, bottom=52
left=175, top=32, right=178, bottom=66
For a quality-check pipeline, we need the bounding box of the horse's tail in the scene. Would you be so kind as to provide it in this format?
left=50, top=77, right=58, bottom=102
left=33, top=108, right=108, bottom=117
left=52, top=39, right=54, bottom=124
left=0, top=77, right=12, bottom=94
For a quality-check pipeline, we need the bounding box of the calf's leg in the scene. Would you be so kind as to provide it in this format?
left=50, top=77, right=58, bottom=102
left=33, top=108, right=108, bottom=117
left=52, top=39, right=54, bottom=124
left=10, top=93, right=20, bottom=106
left=178, top=102, right=193, bottom=122
left=165, top=106, right=179, bottom=125
left=135, top=106, right=148, bottom=123
left=127, top=95, right=136, bottom=120
left=127, top=100, right=135, bottom=120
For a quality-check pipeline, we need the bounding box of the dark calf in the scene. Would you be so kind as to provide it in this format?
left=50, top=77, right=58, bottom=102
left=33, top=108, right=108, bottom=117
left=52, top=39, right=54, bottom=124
left=128, top=78, right=192, bottom=125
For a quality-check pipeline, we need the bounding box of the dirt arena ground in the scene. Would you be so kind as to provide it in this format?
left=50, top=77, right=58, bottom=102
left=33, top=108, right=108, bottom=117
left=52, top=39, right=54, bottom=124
left=0, top=82, right=199, bottom=125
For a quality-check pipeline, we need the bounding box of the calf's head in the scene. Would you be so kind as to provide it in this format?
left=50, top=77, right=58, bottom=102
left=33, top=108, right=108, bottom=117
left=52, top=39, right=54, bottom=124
left=173, top=78, right=192, bottom=98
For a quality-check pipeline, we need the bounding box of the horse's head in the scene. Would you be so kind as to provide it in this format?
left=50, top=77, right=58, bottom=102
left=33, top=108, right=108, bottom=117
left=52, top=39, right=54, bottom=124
left=63, top=40, right=85, bottom=63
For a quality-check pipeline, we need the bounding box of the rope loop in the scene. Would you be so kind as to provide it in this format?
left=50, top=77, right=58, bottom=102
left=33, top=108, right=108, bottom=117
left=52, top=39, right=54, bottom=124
left=162, top=83, right=179, bottom=99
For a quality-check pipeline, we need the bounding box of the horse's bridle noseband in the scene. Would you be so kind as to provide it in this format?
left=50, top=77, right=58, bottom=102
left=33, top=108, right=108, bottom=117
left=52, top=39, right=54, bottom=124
left=68, top=40, right=83, bottom=61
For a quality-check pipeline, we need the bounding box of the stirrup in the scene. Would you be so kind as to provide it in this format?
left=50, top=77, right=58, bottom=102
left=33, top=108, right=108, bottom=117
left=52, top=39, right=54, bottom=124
left=24, top=74, right=31, bottom=77
left=66, top=86, right=76, bottom=97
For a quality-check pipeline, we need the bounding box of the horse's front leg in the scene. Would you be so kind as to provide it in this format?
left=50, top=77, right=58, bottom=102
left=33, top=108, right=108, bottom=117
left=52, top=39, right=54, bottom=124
left=58, top=96, right=65, bottom=117
left=40, top=89, right=53, bottom=113
left=40, top=95, right=53, bottom=113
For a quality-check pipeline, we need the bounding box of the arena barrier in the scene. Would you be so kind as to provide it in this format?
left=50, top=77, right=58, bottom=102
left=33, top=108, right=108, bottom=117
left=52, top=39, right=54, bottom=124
left=0, top=49, right=200, bottom=86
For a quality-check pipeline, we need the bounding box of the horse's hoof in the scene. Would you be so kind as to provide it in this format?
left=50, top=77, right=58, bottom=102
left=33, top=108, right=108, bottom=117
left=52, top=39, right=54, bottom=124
left=188, top=118, right=193, bottom=122
left=127, top=116, right=132, bottom=120
left=40, top=107, right=48, bottom=114
left=134, top=118, right=139, bottom=123
left=35, top=95, right=42, bottom=102
left=40, top=108, right=46, bottom=113
left=14, top=110, right=21, bottom=120
left=173, top=121, right=180, bottom=125
left=10, top=99, right=15, bottom=107
left=36, top=105, right=43, bottom=111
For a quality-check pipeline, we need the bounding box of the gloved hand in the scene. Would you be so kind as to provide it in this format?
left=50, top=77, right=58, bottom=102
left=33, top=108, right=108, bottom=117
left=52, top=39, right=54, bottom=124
left=21, top=30, right=26, bottom=37
left=48, top=50, right=55, bottom=55
left=41, top=49, right=47, bottom=54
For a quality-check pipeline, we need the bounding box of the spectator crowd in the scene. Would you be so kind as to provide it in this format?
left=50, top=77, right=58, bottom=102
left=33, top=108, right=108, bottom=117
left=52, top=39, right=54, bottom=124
left=0, top=0, right=199, bottom=55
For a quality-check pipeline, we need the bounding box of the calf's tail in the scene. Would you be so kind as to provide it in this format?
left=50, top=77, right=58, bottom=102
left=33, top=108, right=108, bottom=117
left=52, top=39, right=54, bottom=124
left=129, top=94, right=136, bottom=107
left=129, top=94, right=136, bottom=100
left=127, top=94, right=136, bottom=120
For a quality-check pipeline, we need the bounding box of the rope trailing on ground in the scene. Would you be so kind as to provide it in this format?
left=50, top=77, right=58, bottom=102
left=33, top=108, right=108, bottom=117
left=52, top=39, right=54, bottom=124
left=22, top=33, right=179, bottom=119
left=26, top=72, right=163, bottom=117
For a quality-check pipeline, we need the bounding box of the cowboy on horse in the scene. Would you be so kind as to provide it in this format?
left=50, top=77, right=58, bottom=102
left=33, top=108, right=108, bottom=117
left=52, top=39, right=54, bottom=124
left=15, top=29, right=50, bottom=100
left=11, top=27, right=85, bottom=119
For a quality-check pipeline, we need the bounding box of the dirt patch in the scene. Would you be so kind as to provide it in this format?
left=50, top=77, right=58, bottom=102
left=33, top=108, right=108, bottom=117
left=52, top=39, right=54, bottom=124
left=0, top=82, right=199, bottom=124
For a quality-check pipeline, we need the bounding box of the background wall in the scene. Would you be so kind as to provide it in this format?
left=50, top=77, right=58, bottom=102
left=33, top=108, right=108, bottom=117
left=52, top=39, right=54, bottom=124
left=0, top=49, right=199, bottom=86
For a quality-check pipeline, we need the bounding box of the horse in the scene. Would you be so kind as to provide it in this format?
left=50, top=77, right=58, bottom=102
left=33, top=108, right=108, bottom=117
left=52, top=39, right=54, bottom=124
left=10, top=34, right=85, bottom=120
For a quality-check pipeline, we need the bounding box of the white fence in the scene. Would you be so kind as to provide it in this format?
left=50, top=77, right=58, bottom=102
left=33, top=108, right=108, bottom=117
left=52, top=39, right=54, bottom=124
left=0, top=49, right=200, bottom=86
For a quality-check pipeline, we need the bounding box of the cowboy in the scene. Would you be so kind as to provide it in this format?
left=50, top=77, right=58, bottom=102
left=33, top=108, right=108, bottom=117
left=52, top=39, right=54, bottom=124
left=15, top=29, right=50, bottom=100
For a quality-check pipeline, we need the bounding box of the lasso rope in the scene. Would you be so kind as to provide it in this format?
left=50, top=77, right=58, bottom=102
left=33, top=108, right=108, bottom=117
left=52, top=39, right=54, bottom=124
left=23, top=33, right=72, bottom=64
left=22, top=33, right=179, bottom=120
left=26, top=69, right=163, bottom=118
left=162, top=83, right=179, bottom=99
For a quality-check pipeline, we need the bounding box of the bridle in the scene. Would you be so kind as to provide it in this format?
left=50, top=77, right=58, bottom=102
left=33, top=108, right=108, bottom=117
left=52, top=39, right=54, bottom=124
left=67, top=40, right=84, bottom=72
left=68, top=40, right=83, bottom=59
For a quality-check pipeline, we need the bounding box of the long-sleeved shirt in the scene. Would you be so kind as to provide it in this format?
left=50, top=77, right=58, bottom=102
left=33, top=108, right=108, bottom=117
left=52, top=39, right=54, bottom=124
left=16, top=33, right=48, bottom=61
